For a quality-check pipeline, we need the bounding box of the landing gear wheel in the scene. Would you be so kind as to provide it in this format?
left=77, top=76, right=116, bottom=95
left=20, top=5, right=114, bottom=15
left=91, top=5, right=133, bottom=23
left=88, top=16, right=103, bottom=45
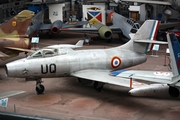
left=36, top=84, right=45, bottom=94
left=93, top=81, right=104, bottom=92
left=36, top=78, right=44, bottom=94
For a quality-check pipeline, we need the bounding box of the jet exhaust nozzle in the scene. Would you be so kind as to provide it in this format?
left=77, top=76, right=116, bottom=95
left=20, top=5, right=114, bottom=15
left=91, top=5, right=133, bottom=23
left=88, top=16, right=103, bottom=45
left=51, top=20, right=63, bottom=34
left=93, top=23, right=112, bottom=40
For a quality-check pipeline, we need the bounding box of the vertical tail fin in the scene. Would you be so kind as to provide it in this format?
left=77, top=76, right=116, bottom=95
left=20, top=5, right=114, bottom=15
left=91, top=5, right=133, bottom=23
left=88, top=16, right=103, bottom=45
left=0, top=10, right=34, bottom=37
left=75, top=40, right=84, bottom=47
left=121, top=20, right=160, bottom=53
left=166, top=33, right=180, bottom=78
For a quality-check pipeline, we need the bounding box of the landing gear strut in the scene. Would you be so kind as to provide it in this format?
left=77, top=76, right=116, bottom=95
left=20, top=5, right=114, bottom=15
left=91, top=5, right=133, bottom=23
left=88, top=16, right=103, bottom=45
left=35, top=78, right=45, bottom=94
left=93, top=81, right=104, bottom=92
left=78, top=78, right=92, bottom=85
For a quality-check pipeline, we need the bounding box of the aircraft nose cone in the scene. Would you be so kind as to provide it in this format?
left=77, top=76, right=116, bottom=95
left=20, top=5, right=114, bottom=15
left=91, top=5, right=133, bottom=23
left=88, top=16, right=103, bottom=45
left=5, top=63, right=16, bottom=77
left=5, top=58, right=27, bottom=77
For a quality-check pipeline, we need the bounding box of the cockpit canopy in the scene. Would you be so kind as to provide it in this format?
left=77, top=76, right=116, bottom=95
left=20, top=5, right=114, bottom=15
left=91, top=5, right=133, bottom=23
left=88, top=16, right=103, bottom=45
left=126, top=18, right=141, bottom=32
left=27, top=48, right=68, bottom=59
left=126, top=18, right=141, bottom=33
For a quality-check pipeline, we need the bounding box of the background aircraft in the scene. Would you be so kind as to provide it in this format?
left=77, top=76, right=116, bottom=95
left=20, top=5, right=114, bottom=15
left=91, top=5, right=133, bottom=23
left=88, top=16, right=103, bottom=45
left=62, top=9, right=139, bottom=43
left=0, top=10, right=34, bottom=60
left=65, top=9, right=180, bottom=43
left=110, top=33, right=180, bottom=98
left=5, top=20, right=166, bottom=94
left=25, top=9, right=88, bottom=38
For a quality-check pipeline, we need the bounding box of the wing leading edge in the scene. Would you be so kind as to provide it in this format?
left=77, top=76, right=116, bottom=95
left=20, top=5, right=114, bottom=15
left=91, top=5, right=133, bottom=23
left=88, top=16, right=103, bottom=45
left=71, top=69, right=147, bottom=88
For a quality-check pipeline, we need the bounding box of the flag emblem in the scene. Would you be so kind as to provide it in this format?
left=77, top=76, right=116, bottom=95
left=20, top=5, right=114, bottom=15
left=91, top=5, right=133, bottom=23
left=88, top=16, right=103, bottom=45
left=87, top=7, right=102, bottom=24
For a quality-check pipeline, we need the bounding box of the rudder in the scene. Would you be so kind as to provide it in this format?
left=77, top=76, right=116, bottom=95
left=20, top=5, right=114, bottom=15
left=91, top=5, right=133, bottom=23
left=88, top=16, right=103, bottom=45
left=0, top=10, right=34, bottom=37
left=132, top=20, right=160, bottom=53
left=167, top=33, right=180, bottom=77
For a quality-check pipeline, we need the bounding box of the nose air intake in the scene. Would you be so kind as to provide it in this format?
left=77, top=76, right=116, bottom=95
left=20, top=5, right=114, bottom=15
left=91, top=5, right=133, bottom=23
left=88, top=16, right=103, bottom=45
left=5, top=65, right=8, bottom=77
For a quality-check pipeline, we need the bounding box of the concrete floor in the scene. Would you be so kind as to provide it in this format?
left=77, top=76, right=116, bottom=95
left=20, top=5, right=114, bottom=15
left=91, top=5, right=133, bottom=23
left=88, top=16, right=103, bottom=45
left=0, top=32, right=179, bottom=120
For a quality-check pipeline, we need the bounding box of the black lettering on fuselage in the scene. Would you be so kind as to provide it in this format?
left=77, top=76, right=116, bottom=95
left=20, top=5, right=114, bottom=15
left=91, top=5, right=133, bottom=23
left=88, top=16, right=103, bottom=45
left=41, top=64, right=56, bottom=74
left=49, top=64, right=56, bottom=73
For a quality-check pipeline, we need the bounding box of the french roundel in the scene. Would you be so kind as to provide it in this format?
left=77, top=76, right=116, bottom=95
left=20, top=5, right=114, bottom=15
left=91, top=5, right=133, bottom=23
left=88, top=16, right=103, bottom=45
left=111, top=56, right=121, bottom=68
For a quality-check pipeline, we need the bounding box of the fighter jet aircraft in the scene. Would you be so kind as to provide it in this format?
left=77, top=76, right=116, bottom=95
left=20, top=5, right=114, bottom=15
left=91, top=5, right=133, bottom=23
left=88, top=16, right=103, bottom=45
left=62, top=10, right=140, bottom=42
left=65, top=9, right=180, bottom=43
left=5, top=20, right=167, bottom=94
left=110, top=33, right=180, bottom=98
left=25, top=9, right=88, bottom=38
left=0, top=10, right=35, bottom=60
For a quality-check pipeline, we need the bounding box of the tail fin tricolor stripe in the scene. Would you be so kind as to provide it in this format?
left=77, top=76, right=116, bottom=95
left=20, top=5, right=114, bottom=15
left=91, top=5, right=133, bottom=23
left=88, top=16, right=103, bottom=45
left=149, top=20, right=160, bottom=40
left=145, top=20, right=160, bottom=52
left=120, top=20, right=165, bottom=54
left=167, top=33, right=180, bottom=76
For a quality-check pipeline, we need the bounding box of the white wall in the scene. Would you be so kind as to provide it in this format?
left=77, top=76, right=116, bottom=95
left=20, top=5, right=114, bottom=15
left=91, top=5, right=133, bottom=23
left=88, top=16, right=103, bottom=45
left=48, top=3, right=65, bottom=23
left=129, top=4, right=147, bottom=21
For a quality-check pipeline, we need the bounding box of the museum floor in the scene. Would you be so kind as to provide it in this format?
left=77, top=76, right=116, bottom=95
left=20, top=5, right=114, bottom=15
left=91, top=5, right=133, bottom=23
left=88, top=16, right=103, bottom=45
left=0, top=32, right=179, bottom=120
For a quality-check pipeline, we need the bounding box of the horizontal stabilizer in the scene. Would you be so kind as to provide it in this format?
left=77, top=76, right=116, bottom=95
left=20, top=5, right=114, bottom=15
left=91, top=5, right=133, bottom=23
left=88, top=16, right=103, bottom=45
left=134, top=40, right=167, bottom=44
left=75, top=40, right=84, bottom=47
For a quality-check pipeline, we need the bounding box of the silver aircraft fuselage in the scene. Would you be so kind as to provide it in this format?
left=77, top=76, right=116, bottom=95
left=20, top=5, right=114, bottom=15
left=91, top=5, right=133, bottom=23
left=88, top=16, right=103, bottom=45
left=5, top=48, right=146, bottom=79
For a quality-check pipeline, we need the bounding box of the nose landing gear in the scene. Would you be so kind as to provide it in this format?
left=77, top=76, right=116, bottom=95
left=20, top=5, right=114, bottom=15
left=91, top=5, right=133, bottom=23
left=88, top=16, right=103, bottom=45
left=36, top=78, right=45, bottom=94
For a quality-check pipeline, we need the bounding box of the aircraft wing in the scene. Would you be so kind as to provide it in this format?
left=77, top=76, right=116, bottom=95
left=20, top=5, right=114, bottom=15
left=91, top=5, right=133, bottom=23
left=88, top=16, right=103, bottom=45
left=61, top=27, right=100, bottom=34
left=39, top=24, right=51, bottom=30
left=5, top=47, right=34, bottom=53
left=39, top=21, right=88, bottom=30
left=62, top=21, right=89, bottom=28
left=0, top=91, right=25, bottom=99
left=137, top=21, right=180, bottom=30
left=0, top=51, right=9, bottom=57
left=60, top=26, right=122, bottom=34
left=110, top=70, right=173, bottom=84
left=71, top=69, right=147, bottom=88
left=109, top=26, right=122, bottom=34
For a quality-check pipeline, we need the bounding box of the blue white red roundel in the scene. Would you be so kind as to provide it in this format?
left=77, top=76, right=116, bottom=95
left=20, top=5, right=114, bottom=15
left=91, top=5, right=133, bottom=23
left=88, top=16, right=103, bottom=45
left=111, top=56, right=121, bottom=68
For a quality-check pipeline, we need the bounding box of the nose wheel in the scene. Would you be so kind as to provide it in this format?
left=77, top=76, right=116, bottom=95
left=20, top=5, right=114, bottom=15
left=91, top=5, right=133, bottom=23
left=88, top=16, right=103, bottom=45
left=36, top=79, right=45, bottom=94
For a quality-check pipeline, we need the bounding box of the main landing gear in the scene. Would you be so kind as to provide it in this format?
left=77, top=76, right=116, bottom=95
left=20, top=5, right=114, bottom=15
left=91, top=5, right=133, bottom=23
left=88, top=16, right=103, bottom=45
left=35, top=78, right=45, bottom=94
left=93, top=81, right=105, bottom=92
left=78, top=78, right=105, bottom=92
